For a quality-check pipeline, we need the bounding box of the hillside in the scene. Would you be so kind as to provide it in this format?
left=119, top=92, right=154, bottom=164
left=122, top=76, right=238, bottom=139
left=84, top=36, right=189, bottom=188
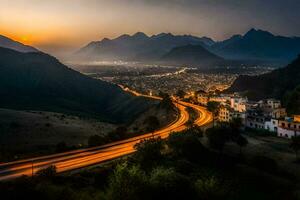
left=0, top=35, right=39, bottom=53
left=161, top=44, right=225, bottom=67
left=0, top=47, right=154, bottom=123
left=211, top=29, right=300, bottom=64
left=228, top=55, right=300, bottom=114
left=75, top=32, right=214, bottom=61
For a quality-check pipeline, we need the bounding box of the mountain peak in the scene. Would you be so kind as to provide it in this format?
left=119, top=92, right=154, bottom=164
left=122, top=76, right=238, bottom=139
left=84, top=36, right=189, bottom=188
left=132, top=32, right=148, bottom=38
left=151, top=33, right=174, bottom=39
left=101, top=38, right=111, bottom=42
left=116, top=34, right=131, bottom=40
left=244, top=28, right=274, bottom=38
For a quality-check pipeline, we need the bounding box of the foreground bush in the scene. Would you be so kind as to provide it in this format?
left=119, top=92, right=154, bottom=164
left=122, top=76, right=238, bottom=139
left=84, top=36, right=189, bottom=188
left=106, top=163, right=148, bottom=200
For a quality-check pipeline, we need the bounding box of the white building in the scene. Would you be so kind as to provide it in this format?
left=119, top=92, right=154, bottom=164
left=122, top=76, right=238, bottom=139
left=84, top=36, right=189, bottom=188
left=264, top=119, right=279, bottom=132
left=277, top=117, right=300, bottom=138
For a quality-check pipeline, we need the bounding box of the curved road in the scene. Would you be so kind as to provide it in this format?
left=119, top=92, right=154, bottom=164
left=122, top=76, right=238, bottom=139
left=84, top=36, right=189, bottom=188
left=0, top=88, right=212, bottom=181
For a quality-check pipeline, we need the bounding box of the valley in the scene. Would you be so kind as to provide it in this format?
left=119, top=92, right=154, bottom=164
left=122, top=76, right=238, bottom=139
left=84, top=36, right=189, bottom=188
left=1, top=4, right=300, bottom=198
left=72, top=63, right=273, bottom=96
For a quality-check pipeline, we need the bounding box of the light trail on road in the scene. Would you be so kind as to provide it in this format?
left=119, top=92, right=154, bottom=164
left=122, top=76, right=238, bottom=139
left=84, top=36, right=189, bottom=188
left=0, top=87, right=212, bottom=181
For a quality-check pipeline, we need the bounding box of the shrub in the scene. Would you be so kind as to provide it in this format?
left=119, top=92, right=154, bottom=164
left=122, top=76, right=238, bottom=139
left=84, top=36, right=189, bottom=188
left=36, top=165, right=57, bottom=178
left=195, top=176, right=228, bottom=200
left=149, top=167, right=195, bottom=199
left=206, top=126, right=232, bottom=153
left=168, top=129, right=206, bottom=161
left=106, top=163, right=148, bottom=200
left=134, top=137, right=164, bottom=169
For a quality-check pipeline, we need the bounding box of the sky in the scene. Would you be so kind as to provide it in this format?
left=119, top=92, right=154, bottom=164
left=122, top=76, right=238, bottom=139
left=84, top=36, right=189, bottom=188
left=1, top=0, right=300, bottom=57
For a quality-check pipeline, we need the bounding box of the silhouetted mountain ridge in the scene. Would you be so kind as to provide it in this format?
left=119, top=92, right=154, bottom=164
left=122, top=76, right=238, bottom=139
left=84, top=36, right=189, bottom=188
left=211, top=28, right=300, bottom=64
left=161, top=44, right=224, bottom=66
left=76, top=32, right=215, bottom=61
left=0, top=35, right=39, bottom=53
left=0, top=47, right=153, bottom=123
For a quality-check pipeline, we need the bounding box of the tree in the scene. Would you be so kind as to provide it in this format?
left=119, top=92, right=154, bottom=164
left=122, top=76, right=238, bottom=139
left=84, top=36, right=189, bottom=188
left=207, top=101, right=220, bottom=126
left=108, top=126, right=128, bottom=141
left=235, top=135, right=248, bottom=154
left=159, top=94, right=174, bottom=111
left=158, top=91, right=169, bottom=99
left=134, top=138, right=164, bottom=169
left=229, top=117, right=243, bottom=134
left=176, top=90, right=186, bottom=99
left=106, top=163, right=148, bottom=200
left=290, top=136, right=300, bottom=160
left=190, top=125, right=204, bottom=137
left=149, top=167, right=194, bottom=199
left=207, top=101, right=220, bottom=115
left=185, top=107, right=196, bottom=128
left=285, top=86, right=300, bottom=115
left=144, top=116, right=160, bottom=136
left=167, top=129, right=206, bottom=161
left=206, top=126, right=231, bottom=154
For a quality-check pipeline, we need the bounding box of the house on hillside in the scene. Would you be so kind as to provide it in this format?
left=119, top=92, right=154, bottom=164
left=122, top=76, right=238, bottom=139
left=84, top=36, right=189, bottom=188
left=278, top=117, right=300, bottom=138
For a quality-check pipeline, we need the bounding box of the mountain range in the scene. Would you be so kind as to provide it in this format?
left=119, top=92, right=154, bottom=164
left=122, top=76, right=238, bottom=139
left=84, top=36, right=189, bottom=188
left=0, top=47, right=154, bottom=123
left=228, top=55, right=300, bottom=114
left=75, top=32, right=216, bottom=63
left=211, top=28, right=300, bottom=65
left=0, top=35, right=39, bottom=53
left=76, top=29, right=300, bottom=66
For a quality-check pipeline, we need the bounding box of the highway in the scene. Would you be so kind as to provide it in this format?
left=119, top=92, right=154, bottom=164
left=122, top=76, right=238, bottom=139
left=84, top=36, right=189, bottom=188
left=0, top=87, right=212, bottom=181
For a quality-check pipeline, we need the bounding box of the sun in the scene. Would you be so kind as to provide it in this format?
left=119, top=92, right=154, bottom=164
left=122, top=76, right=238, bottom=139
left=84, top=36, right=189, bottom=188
left=20, top=36, right=29, bottom=43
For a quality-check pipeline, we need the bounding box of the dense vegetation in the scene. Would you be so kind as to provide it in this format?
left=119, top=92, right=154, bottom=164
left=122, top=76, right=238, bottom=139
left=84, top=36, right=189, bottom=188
left=228, top=55, right=300, bottom=115
left=0, top=47, right=154, bottom=123
left=1, top=124, right=298, bottom=200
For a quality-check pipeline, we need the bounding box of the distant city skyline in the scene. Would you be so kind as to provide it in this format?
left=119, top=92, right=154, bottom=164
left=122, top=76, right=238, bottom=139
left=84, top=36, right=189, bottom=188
left=1, top=0, right=300, bottom=57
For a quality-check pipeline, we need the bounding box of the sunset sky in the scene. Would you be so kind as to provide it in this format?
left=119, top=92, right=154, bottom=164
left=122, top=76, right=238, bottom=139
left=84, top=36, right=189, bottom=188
left=1, top=0, right=300, bottom=57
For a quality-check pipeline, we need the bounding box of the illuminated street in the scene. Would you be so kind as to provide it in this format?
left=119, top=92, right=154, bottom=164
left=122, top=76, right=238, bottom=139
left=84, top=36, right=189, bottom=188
left=0, top=90, right=213, bottom=181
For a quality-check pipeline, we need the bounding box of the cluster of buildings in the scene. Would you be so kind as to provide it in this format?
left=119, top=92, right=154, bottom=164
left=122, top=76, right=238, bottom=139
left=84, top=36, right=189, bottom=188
left=197, top=93, right=300, bottom=139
